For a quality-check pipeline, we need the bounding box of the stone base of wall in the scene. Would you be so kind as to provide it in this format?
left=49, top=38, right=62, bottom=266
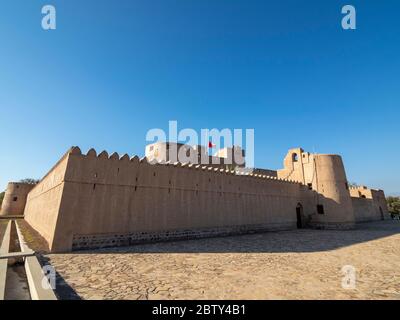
left=355, top=216, right=385, bottom=223
left=308, top=222, right=355, bottom=230
left=72, top=222, right=295, bottom=251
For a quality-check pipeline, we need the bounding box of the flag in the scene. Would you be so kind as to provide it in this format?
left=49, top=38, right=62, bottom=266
left=208, top=141, right=216, bottom=148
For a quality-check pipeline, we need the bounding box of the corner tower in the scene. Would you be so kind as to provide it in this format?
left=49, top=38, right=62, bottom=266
left=278, top=148, right=355, bottom=229
left=0, top=182, right=36, bottom=216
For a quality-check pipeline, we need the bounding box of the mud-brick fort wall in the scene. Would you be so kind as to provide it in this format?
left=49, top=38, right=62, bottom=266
left=23, top=153, right=70, bottom=247
left=24, top=147, right=316, bottom=252
left=0, top=182, right=35, bottom=216
left=350, top=186, right=390, bottom=222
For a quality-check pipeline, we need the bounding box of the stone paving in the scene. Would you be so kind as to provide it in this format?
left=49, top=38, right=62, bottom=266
left=38, top=220, right=400, bottom=299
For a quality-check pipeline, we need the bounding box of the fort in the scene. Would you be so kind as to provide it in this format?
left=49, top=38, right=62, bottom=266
left=0, top=145, right=389, bottom=252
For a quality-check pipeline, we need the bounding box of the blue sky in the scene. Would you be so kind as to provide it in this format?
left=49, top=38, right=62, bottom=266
left=0, top=0, right=399, bottom=195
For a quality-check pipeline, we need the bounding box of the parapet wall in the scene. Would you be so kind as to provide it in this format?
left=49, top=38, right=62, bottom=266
left=25, top=147, right=316, bottom=252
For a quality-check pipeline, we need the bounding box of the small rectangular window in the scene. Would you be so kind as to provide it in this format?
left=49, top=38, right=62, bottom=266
left=317, top=204, right=325, bottom=215
left=307, top=183, right=312, bottom=190
left=13, top=196, right=18, bottom=202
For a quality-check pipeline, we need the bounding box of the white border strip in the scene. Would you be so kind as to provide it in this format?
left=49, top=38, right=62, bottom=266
left=15, top=221, right=57, bottom=300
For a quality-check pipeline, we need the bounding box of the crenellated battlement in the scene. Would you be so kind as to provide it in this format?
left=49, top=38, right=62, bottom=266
left=67, top=146, right=303, bottom=185
left=349, top=185, right=383, bottom=192
left=349, top=185, right=368, bottom=190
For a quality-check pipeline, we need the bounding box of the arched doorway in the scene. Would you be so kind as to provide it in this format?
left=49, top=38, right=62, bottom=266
left=296, top=203, right=303, bottom=229
left=379, top=207, right=384, bottom=220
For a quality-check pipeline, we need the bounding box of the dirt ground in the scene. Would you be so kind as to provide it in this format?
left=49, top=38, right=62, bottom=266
left=36, top=220, right=400, bottom=300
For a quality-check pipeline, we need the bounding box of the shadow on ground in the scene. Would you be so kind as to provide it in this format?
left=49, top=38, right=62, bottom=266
left=39, top=255, right=81, bottom=300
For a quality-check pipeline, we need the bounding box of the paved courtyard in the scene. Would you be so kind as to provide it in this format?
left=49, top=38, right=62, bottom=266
left=35, top=220, right=400, bottom=299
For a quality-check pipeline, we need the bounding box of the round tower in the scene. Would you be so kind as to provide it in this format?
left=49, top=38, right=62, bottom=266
left=311, top=154, right=355, bottom=228
left=0, top=182, right=36, bottom=216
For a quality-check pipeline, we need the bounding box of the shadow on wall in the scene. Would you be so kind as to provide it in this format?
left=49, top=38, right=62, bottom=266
left=66, top=220, right=400, bottom=255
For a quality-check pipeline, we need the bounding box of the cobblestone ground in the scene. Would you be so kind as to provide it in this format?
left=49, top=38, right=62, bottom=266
left=43, top=220, right=400, bottom=300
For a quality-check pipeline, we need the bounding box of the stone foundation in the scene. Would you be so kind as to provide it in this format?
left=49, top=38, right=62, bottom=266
left=72, top=222, right=295, bottom=250
left=308, top=222, right=355, bottom=230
